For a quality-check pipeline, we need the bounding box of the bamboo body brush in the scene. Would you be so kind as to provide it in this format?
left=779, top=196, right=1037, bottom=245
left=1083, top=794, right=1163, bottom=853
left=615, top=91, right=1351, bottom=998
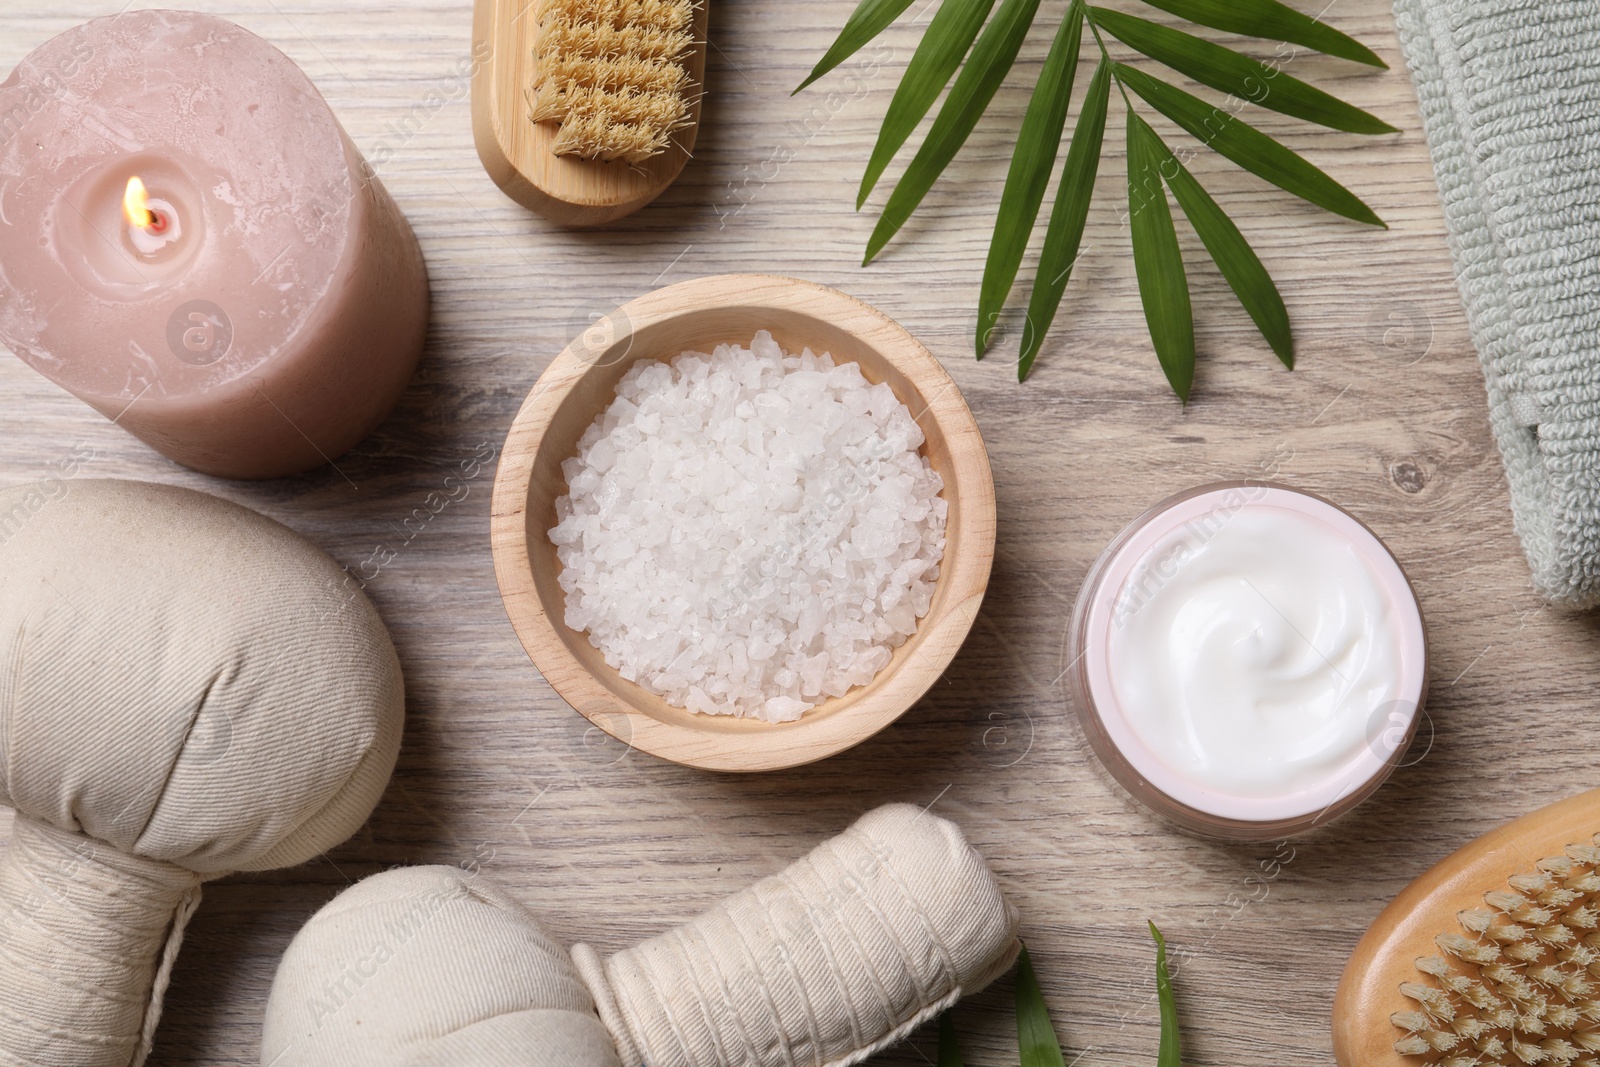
left=1335, top=788, right=1600, bottom=1067
left=472, top=0, right=707, bottom=224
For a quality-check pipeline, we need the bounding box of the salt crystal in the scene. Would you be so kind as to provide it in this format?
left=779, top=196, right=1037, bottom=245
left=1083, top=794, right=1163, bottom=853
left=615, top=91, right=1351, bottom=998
left=763, top=697, right=811, bottom=723
left=550, top=332, right=946, bottom=723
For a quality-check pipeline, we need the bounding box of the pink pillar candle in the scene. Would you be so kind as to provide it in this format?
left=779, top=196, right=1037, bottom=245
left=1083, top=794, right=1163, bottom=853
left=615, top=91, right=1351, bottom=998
left=0, top=10, right=429, bottom=479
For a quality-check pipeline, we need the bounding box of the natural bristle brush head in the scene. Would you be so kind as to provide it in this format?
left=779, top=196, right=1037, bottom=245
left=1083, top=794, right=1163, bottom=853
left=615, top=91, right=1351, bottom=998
left=472, top=0, right=706, bottom=222
left=531, top=0, right=696, bottom=165
left=1335, top=789, right=1600, bottom=1067
left=1394, top=843, right=1600, bottom=1067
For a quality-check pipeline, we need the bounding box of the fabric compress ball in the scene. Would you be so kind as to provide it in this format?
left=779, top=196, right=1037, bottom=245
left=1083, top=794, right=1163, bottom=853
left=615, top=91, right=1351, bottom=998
left=263, top=804, right=1020, bottom=1067
left=0, top=480, right=405, bottom=1067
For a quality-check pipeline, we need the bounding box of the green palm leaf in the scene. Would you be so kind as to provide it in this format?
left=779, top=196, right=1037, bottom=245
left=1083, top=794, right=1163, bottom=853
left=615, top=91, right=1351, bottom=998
left=1093, top=7, right=1396, bottom=134
left=1017, top=945, right=1068, bottom=1067
left=1150, top=923, right=1182, bottom=1067
left=800, top=0, right=1394, bottom=396
left=1018, top=57, right=1110, bottom=380
left=1118, top=64, right=1385, bottom=226
left=1147, top=122, right=1294, bottom=366
left=860, top=0, right=998, bottom=207
left=978, top=2, right=1085, bottom=355
left=864, top=0, right=1047, bottom=263
left=1127, top=112, right=1195, bottom=401
left=937, top=1012, right=965, bottom=1067
left=796, top=0, right=919, bottom=93
left=1135, top=0, right=1386, bottom=67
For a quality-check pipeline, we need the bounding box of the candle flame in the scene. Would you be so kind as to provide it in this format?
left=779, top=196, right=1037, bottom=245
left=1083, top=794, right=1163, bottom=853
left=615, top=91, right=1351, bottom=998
left=123, top=176, right=154, bottom=230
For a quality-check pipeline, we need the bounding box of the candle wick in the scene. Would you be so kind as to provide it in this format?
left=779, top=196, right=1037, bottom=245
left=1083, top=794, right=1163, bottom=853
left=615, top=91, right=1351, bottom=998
left=146, top=210, right=169, bottom=235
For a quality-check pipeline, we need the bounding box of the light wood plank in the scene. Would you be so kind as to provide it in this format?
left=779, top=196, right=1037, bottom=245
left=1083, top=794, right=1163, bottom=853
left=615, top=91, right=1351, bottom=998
left=3, top=2, right=1595, bottom=1065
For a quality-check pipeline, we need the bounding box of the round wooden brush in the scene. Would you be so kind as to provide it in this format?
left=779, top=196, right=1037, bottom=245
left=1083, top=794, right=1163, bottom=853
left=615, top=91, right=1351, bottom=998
left=1334, top=788, right=1600, bottom=1067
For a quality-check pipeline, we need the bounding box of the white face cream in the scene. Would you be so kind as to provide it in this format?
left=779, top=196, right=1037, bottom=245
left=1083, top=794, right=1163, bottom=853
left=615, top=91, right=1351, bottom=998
left=1069, top=484, right=1428, bottom=839
left=1108, top=506, right=1404, bottom=796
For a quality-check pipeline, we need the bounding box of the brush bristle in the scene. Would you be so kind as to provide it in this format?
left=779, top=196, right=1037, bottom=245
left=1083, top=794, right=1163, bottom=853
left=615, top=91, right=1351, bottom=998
left=1394, top=834, right=1600, bottom=1065
left=530, top=0, right=695, bottom=164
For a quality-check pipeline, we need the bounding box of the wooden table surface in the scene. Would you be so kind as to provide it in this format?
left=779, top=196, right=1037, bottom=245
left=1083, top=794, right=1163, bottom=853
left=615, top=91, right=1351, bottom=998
left=5, top=1, right=1598, bottom=1064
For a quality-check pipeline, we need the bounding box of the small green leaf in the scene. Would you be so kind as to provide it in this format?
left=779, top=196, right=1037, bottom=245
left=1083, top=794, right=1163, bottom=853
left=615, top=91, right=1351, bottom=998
left=1134, top=0, right=1386, bottom=68
left=1016, top=944, right=1068, bottom=1067
left=1118, top=65, right=1386, bottom=227
left=860, top=0, right=998, bottom=207
left=865, top=0, right=1047, bottom=263
left=937, top=1011, right=965, bottom=1067
left=796, top=0, right=919, bottom=93
left=1091, top=8, right=1396, bottom=134
left=1127, top=112, right=1195, bottom=402
left=1018, top=57, right=1110, bottom=380
left=1150, top=922, right=1182, bottom=1067
left=1144, top=124, right=1293, bottom=366
left=978, top=3, right=1085, bottom=356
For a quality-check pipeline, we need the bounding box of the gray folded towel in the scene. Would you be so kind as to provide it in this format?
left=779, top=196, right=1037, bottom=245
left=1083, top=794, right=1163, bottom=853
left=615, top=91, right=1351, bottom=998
left=1392, top=0, right=1600, bottom=608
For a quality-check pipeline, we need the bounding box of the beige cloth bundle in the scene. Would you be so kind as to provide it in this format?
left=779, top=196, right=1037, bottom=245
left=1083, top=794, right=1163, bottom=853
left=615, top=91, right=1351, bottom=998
left=0, top=479, right=405, bottom=1067
left=263, top=803, right=1019, bottom=1067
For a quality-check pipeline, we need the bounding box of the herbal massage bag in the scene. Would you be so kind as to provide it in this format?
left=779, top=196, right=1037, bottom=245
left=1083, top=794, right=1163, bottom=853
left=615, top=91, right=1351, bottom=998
left=0, top=479, right=405, bottom=1066
left=263, top=804, right=1020, bottom=1067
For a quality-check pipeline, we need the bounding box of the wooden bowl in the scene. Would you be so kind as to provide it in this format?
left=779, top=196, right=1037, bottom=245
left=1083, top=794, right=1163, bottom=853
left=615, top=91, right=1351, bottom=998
left=491, top=275, right=996, bottom=772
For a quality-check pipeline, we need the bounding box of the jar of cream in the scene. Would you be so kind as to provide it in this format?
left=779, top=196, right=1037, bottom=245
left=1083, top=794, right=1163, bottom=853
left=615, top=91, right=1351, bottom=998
left=1067, top=482, right=1428, bottom=840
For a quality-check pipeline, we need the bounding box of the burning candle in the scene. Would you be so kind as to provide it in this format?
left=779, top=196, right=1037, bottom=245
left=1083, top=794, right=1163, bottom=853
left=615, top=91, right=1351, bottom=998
left=123, top=176, right=181, bottom=257
left=0, top=11, right=429, bottom=479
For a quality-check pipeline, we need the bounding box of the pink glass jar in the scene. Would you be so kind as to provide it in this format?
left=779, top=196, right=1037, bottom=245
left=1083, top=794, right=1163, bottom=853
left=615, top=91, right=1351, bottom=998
left=1067, top=482, right=1429, bottom=840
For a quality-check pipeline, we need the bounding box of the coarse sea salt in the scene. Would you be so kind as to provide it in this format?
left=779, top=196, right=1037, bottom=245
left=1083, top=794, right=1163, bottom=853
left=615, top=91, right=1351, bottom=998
left=550, top=331, right=947, bottom=723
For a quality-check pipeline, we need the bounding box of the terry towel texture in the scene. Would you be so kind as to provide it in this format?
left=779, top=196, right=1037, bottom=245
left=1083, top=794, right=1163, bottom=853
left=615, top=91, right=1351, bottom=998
left=1391, top=0, right=1600, bottom=607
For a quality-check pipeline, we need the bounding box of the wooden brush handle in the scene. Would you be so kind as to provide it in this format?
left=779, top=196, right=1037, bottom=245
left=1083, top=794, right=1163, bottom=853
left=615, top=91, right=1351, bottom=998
left=1332, top=787, right=1600, bottom=1065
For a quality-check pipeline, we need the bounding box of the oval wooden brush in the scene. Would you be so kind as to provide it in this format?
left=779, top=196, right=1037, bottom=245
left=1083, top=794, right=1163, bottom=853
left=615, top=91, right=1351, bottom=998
left=472, top=0, right=708, bottom=224
left=1334, top=788, right=1600, bottom=1067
